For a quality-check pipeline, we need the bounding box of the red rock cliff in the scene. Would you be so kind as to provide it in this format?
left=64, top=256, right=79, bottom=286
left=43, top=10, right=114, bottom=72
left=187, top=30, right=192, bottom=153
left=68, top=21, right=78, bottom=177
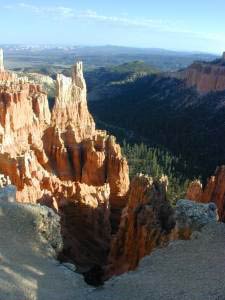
left=186, top=166, right=225, bottom=221
left=175, top=53, right=225, bottom=94
left=107, top=174, right=175, bottom=276
left=0, top=50, right=129, bottom=270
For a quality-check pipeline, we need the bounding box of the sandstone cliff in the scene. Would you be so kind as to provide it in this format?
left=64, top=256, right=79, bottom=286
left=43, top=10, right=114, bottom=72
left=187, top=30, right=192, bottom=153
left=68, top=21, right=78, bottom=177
left=0, top=187, right=223, bottom=300
left=0, top=48, right=4, bottom=72
left=186, top=166, right=225, bottom=221
left=92, top=222, right=225, bottom=300
left=107, top=174, right=176, bottom=276
left=175, top=53, right=225, bottom=93
left=0, top=49, right=129, bottom=270
left=107, top=174, right=219, bottom=277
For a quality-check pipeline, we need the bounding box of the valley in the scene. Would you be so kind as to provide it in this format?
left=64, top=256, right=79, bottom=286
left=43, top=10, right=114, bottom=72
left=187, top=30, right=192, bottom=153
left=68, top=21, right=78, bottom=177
left=0, top=46, right=225, bottom=299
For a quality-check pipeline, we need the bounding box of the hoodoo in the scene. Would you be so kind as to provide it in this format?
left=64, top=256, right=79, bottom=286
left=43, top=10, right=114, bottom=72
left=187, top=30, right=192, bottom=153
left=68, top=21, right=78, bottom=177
left=107, top=175, right=176, bottom=276
left=0, top=49, right=4, bottom=72
left=0, top=49, right=129, bottom=271
left=0, top=50, right=205, bottom=283
left=186, top=166, right=225, bottom=222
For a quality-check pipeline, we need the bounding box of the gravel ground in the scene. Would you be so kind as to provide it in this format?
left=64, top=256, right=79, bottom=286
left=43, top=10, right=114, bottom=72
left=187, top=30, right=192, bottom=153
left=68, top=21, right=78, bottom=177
left=89, top=222, right=225, bottom=300
left=1, top=200, right=225, bottom=300
left=0, top=201, right=91, bottom=300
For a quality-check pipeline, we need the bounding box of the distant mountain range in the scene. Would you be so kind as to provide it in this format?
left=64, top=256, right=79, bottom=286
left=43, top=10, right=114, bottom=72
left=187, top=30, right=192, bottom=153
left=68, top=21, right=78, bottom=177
left=1, top=45, right=218, bottom=72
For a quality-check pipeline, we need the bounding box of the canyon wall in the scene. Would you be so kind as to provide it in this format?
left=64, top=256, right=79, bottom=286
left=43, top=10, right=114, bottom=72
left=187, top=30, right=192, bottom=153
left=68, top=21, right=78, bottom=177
left=1, top=48, right=224, bottom=281
left=0, top=49, right=4, bottom=72
left=186, top=166, right=225, bottom=221
left=175, top=53, right=225, bottom=94
left=107, top=174, right=176, bottom=276
left=0, top=50, right=129, bottom=270
left=107, top=175, right=218, bottom=277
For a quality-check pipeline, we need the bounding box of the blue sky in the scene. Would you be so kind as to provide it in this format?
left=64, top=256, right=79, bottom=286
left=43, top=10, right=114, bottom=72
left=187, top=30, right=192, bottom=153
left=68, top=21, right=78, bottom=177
left=0, top=0, right=225, bottom=53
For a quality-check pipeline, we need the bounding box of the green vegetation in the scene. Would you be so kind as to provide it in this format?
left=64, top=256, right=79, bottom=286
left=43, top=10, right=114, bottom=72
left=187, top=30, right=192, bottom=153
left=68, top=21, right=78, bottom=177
left=108, top=61, right=158, bottom=74
left=90, top=74, right=225, bottom=182
left=84, top=61, right=159, bottom=102
left=122, top=141, right=191, bottom=204
left=5, top=46, right=217, bottom=72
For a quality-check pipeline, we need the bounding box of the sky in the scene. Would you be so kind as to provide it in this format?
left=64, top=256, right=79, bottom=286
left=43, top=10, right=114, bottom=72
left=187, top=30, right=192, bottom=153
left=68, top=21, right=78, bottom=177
left=0, top=0, right=225, bottom=53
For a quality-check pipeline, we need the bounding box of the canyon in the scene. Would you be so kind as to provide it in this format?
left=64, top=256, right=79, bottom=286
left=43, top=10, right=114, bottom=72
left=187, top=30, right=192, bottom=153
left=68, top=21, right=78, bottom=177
left=0, top=49, right=130, bottom=273
left=5, top=47, right=215, bottom=280
left=1, top=46, right=225, bottom=295
left=175, top=52, right=225, bottom=93
left=0, top=49, right=178, bottom=281
left=1, top=187, right=223, bottom=300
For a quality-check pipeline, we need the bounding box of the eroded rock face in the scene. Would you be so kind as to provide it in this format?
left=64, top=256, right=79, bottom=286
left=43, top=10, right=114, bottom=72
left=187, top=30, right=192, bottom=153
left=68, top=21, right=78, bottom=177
left=186, top=166, right=225, bottom=221
left=107, top=174, right=220, bottom=277
left=176, top=53, right=225, bottom=94
left=186, top=180, right=203, bottom=202
left=107, top=174, right=176, bottom=276
left=0, top=50, right=129, bottom=270
left=0, top=49, right=4, bottom=72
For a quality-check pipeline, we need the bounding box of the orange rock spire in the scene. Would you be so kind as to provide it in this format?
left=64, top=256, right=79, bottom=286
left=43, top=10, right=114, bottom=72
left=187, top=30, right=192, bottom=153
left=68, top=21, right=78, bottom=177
left=0, top=52, right=130, bottom=269
left=0, top=49, right=4, bottom=72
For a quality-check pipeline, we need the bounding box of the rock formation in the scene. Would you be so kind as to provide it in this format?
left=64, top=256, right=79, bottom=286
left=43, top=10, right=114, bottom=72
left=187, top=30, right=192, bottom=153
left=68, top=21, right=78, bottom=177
left=0, top=48, right=4, bottom=72
left=107, top=174, right=176, bottom=276
left=92, top=222, right=225, bottom=300
left=0, top=49, right=129, bottom=271
left=3, top=48, right=222, bottom=285
left=175, top=199, right=218, bottom=239
left=186, top=180, right=203, bottom=202
left=186, top=166, right=225, bottom=221
left=107, top=175, right=219, bottom=277
left=0, top=187, right=222, bottom=300
left=0, top=192, right=90, bottom=300
left=175, top=52, right=225, bottom=93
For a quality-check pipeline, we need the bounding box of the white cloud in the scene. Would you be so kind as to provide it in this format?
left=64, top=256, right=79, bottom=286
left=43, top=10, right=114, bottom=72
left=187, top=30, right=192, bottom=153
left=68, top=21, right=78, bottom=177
left=17, top=3, right=75, bottom=19
left=2, top=2, right=225, bottom=42
left=1, top=2, right=182, bottom=30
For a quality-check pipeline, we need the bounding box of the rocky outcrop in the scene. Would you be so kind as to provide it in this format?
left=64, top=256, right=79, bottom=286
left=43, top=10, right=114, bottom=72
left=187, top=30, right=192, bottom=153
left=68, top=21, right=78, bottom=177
left=186, top=180, right=203, bottom=202
left=175, top=53, right=225, bottom=93
left=0, top=195, right=90, bottom=300
left=1, top=193, right=224, bottom=300
left=107, top=173, right=220, bottom=277
left=0, top=184, right=16, bottom=202
left=0, top=48, right=4, bottom=72
left=174, top=199, right=218, bottom=239
left=107, top=174, right=176, bottom=276
left=0, top=50, right=129, bottom=270
left=91, top=222, right=225, bottom=300
left=186, top=166, right=225, bottom=221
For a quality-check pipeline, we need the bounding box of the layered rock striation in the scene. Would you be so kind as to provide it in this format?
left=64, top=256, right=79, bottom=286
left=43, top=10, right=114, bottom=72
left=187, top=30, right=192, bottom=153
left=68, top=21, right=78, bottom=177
left=0, top=49, right=129, bottom=270
left=175, top=52, right=225, bottom=93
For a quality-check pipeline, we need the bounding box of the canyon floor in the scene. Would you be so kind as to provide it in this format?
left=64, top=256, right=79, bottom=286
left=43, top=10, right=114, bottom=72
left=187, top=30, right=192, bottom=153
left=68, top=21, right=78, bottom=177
left=1, top=199, right=225, bottom=300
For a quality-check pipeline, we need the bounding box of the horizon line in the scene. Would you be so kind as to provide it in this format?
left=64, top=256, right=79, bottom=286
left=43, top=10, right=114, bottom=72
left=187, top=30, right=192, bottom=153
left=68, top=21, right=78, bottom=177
left=0, top=43, right=221, bottom=56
